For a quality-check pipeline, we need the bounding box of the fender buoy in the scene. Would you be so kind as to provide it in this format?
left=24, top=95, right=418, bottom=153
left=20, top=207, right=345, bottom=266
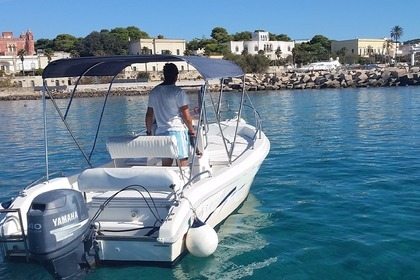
left=186, top=218, right=218, bottom=257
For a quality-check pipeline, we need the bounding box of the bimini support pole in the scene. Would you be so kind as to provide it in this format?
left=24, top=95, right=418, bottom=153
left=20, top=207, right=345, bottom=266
left=42, top=80, right=49, bottom=180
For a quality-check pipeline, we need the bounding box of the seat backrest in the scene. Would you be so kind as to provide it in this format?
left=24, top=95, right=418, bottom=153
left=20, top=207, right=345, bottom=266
left=106, top=136, right=178, bottom=159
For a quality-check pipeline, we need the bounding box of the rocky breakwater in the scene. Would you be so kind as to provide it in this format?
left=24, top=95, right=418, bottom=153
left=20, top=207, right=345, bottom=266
left=221, top=66, right=420, bottom=91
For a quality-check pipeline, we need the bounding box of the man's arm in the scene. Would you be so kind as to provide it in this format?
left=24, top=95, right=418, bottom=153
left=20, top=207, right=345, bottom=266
left=180, top=105, right=195, bottom=136
left=145, top=107, right=154, bottom=135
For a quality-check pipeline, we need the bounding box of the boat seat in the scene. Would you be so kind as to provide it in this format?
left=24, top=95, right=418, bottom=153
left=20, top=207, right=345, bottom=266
left=77, top=166, right=185, bottom=193
left=106, top=136, right=179, bottom=164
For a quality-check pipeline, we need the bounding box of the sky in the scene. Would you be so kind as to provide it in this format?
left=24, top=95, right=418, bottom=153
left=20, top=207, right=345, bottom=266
left=1, top=0, right=419, bottom=42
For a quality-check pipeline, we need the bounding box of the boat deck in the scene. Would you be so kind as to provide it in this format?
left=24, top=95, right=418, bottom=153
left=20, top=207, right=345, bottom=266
left=206, top=131, right=253, bottom=165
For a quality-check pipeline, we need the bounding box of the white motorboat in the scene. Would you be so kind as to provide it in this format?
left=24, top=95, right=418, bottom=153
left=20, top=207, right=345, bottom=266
left=296, top=57, right=341, bottom=72
left=0, top=55, right=270, bottom=279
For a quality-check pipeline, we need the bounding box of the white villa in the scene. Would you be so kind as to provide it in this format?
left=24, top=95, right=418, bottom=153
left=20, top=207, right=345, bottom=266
left=128, top=38, right=191, bottom=73
left=227, top=31, right=295, bottom=60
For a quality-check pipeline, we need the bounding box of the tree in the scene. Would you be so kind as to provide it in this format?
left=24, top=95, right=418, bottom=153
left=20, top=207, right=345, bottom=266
left=36, top=26, right=150, bottom=57
left=383, top=39, right=393, bottom=64
left=211, top=27, right=232, bottom=43
left=17, top=48, right=26, bottom=75
left=310, top=35, right=331, bottom=50
left=109, top=27, right=130, bottom=42
left=53, top=34, right=78, bottom=52
left=204, top=42, right=220, bottom=55
left=275, top=47, right=282, bottom=67
left=366, top=45, right=374, bottom=63
left=78, top=31, right=103, bottom=56
left=336, top=47, right=347, bottom=64
left=186, top=39, right=202, bottom=54
left=390, top=25, right=404, bottom=63
left=293, top=36, right=331, bottom=66
left=126, top=26, right=149, bottom=40
left=269, top=33, right=292, bottom=41
left=35, top=38, right=54, bottom=51
left=232, top=31, right=252, bottom=41
left=141, top=46, right=150, bottom=55
left=44, top=48, right=54, bottom=63
left=70, top=50, right=79, bottom=57
left=78, top=29, right=128, bottom=56
left=224, top=53, right=270, bottom=73
left=275, top=34, right=291, bottom=41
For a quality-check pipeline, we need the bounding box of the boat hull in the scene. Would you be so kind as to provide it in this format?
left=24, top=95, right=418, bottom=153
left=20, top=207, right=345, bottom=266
left=0, top=135, right=268, bottom=265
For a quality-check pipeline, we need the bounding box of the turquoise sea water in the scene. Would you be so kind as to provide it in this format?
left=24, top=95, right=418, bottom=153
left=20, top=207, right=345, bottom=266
left=0, top=87, right=419, bottom=279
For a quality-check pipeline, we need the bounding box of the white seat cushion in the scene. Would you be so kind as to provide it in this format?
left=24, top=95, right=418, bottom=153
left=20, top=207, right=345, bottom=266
left=77, top=167, right=183, bottom=192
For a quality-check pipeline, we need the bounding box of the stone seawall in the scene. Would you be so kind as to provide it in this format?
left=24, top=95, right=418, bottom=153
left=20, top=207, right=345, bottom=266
left=1, top=67, right=420, bottom=101
left=221, top=66, right=420, bottom=91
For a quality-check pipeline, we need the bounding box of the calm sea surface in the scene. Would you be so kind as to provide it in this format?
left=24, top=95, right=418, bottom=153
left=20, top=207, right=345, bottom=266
left=0, top=87, right=419, bottom=279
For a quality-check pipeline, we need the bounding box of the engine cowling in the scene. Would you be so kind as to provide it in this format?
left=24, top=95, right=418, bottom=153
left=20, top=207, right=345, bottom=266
left=27, top=189, right=91, bottom=279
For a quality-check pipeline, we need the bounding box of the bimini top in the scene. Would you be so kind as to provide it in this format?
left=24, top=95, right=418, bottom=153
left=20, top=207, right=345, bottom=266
left=42, top=54, right=244, bottom=81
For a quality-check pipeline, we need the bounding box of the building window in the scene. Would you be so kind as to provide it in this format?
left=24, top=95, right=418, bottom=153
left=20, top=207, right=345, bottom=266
left=176, top=49, right=180, bottom=55
left=235, top=46, right=239, bottom=52
left=162, top=50, right=171, bottom=55
left=254, top=46, right=258, bottom=52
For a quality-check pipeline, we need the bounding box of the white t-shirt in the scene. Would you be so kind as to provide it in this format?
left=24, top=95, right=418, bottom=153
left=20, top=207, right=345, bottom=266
left=147, top=84, right=189, bottom=134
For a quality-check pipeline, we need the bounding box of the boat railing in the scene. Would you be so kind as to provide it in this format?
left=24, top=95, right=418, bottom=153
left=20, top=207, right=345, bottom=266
left=182, top=170, right=212, bottom=192
left=242, top=103, right=263, bottom=141
left=22, top=171, right=65, bottom=191
left=215, top=103, right=263, bottom=141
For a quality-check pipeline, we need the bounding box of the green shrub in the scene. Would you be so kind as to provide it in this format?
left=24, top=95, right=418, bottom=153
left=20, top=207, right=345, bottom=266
left=0, top=78, right=13, bottom=87
left=137, top=72, right=150, bottom=80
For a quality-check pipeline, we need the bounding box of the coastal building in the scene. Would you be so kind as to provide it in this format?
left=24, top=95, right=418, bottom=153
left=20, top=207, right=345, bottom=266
left=227, top=31, right=295, bottom=60
left=128, top=38, right=190, bottom=72
left=0, top=30, right=38, bottom=74
left=0, top=30, right=35, bottom=56
left=398, top=43, right=420, bottom=65
left=0, top=54, right=39, bottom=74
left=331, top=38, right=396, bottom=59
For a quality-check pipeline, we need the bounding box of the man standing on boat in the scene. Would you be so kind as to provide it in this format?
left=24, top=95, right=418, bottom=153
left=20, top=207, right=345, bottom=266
left=145, top=63, right=195, bottom=166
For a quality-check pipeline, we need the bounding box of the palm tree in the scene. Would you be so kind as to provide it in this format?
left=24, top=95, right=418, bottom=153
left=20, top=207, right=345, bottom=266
left=275, top=47, right=282, bottom=68
left=390, top=25, right=404, bottom=63
left=141, top=46, right=150, bottom=55
left=367, top=45, right=374, bottom=63
left=383, top=39, right=393, bottom=64
left=17, top=48, right=27, bottom=75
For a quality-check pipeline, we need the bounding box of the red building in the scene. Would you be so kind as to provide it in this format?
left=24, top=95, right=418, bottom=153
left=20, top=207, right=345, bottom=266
left=0, top=30, right=35, bottom=56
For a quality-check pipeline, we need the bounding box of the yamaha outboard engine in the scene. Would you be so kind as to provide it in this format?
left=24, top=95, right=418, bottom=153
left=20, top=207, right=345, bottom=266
left=27, top=189, right=92, bottom=279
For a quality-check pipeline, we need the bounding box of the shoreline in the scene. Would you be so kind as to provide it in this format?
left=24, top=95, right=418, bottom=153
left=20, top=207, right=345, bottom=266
left=1, top=66, right=420, bottom=101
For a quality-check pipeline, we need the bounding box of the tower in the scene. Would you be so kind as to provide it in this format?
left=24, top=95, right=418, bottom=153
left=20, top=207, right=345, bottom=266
left=25, top=29, right=35, bottom=55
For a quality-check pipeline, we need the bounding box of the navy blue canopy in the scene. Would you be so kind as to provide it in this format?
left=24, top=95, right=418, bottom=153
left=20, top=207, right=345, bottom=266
left=42, top=55, right=244, bottom=81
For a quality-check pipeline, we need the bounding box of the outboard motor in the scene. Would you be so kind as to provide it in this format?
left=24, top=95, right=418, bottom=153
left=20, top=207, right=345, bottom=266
left=27, top=189, right=93, bottom=279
